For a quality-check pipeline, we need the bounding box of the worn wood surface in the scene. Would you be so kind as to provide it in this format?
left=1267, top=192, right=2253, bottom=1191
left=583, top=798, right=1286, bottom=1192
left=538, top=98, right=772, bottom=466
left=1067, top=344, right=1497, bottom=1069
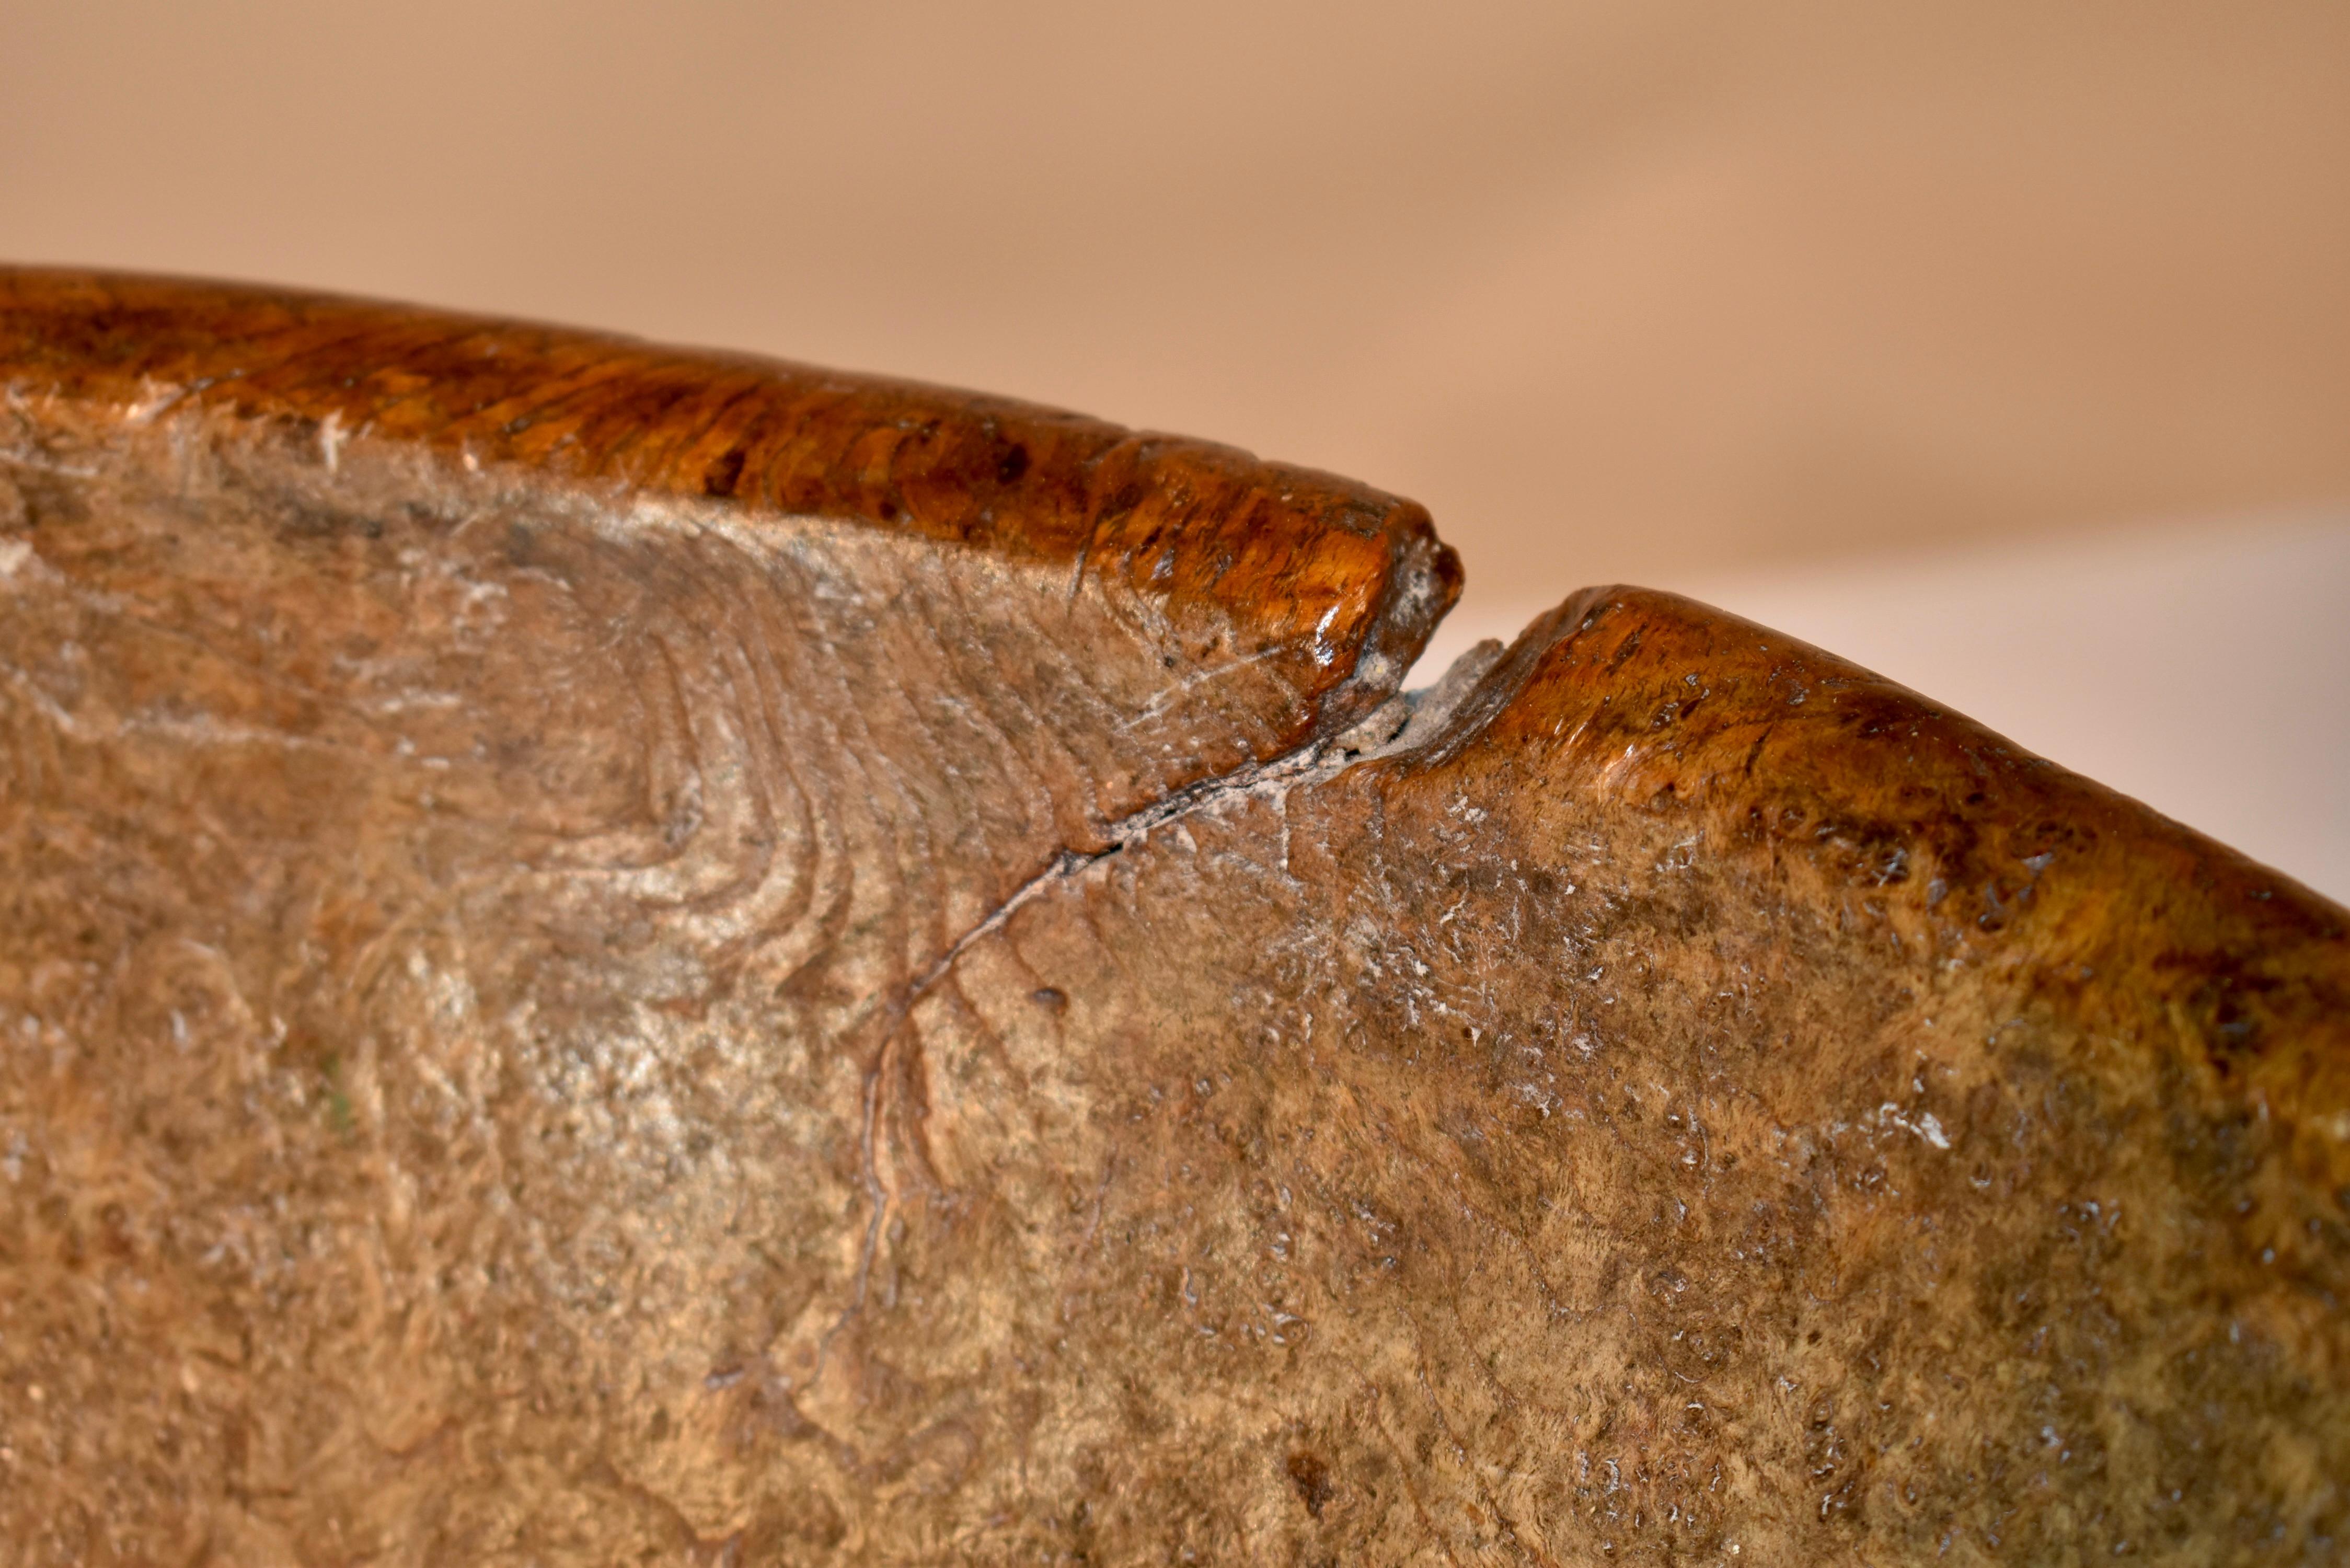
left=1, top=270, right=2345, bottom=1565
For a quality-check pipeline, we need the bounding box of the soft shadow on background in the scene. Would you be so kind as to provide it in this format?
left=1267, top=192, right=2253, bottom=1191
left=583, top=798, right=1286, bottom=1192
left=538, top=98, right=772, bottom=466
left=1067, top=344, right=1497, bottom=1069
left=4, top=1, right=2345, bottom=895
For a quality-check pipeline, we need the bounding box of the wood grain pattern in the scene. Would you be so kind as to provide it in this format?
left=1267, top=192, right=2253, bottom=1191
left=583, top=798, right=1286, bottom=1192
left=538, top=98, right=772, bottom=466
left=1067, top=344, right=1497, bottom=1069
left=0, top=271, right=2344, bottom=1565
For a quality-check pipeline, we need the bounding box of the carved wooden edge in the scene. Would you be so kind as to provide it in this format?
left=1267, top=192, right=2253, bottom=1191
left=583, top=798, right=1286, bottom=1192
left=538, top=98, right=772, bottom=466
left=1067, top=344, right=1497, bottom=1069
left=1421, top=584, right=2350, bottom=1205
left=0, top=267, right=1459, bottom=747
left=5, top=269, right=2343, bottom=1193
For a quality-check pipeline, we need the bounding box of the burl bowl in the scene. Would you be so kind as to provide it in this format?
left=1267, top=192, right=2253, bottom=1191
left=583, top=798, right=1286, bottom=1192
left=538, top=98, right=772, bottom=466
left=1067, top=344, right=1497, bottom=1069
left=4, top=270, right=2346, bottom=1565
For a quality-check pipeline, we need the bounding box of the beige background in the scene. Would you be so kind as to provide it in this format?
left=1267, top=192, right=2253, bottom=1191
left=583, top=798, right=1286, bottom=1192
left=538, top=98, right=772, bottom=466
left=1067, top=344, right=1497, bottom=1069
left=4, top=1, right=2345, bottom=894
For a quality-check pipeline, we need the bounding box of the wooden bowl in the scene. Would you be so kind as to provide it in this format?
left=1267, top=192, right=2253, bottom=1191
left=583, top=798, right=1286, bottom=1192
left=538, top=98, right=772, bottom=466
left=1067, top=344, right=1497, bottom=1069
left=4, top=270, right=2345, bottom=1564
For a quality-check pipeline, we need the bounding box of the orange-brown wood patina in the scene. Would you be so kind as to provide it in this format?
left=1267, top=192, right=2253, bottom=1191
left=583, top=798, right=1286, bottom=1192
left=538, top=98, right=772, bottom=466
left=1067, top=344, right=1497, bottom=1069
left=1, top=270, right=2345, bottom=1564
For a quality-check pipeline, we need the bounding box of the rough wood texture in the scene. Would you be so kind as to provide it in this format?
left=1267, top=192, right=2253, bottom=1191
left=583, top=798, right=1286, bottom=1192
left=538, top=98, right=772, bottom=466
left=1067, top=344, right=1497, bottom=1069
left=1, top=270, right=2345, bottom=1565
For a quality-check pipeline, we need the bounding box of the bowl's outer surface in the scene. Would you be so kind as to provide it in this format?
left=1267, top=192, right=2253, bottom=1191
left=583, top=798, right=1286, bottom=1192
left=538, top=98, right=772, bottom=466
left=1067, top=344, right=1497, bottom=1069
left=1, top=270, right=2345, bottom=1565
